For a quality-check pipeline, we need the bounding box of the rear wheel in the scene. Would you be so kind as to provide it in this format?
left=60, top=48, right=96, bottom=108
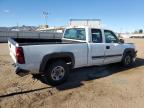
left=43, top=60, right=69, bottom=86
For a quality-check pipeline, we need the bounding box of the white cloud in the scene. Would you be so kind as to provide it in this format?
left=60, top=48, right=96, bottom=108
left=3, top=10, right=10, bottom=13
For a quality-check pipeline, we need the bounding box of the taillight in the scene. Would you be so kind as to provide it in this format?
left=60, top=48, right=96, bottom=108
left=16, top=47, right=25, bottom=64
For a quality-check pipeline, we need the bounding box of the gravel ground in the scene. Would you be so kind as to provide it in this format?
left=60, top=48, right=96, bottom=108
left=0, top=38, right=144, bottom=108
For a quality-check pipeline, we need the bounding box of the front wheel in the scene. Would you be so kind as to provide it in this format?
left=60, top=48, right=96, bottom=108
left=42, top=60, right=69, bottom=86
left=121, top=53, right=135, bottom=67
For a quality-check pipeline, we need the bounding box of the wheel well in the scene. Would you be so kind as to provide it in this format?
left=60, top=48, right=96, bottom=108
left=125, top=50, right=134, bottom=56
left=44, top=57, right=73, bottom=71
left=123, top=49, right=135, bottom=58
left=126, top=51, right=132, bottom=55
left=39, top=52, right=75, bottom=73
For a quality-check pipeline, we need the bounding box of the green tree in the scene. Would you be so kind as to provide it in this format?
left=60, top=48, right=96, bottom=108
left=139, top=29, right=143, bottom=33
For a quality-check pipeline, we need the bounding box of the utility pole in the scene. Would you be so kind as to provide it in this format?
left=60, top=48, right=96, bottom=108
left=43, top=11, right=48, bottom=26
left=17, top=22, right=19, bottom=31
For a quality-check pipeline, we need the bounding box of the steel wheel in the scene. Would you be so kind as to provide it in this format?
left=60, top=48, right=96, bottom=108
left=51, top=66, right=65, bottom=81
left=124, top=55, right=131, bottom=65
left=122, top=53, right=135, bottom=67
left=43, top=60, right=69, bottom=86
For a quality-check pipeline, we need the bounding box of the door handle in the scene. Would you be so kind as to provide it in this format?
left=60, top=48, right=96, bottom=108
left=106, top=46, right=110, bottom=49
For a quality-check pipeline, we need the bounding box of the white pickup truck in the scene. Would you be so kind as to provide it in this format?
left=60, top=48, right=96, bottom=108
left=8, top=26, right=137, bottom=85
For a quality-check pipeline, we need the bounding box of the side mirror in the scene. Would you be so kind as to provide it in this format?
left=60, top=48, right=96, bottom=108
left=119, top=39, right=124, bottom=44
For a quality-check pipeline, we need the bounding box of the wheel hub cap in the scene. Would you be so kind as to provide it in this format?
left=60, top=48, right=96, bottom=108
left=51, top=66, right=65, bottom=81
left=125, top=56, right=131, bottom=65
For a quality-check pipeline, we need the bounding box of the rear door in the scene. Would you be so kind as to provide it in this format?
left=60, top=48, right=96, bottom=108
left=103, top=30, right=123, bottom=64
left=88, top=29, right=105, bottom=66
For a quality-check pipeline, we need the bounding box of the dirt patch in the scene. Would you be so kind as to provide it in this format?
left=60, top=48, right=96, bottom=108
left=0, top=39, right=144, bottom=108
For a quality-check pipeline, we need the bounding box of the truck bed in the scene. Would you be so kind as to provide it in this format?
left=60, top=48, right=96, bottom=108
left=10, top=38, right=86, bottom=46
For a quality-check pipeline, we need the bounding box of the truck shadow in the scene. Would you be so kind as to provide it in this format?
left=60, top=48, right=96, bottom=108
left=0, top=58, right=143, bottom=98
left=56, top=58, right=144, bottom=90
left=35, top=58, right=144, bottom=91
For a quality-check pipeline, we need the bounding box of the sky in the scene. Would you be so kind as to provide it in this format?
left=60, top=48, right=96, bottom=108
left=0, top=0, right=144, bottom=32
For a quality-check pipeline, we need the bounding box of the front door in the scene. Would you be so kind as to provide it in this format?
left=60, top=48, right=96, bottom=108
left=103, top=30, right=123, bottom=64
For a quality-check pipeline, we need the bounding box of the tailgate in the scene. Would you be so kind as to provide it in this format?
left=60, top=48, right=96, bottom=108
left=8, top=38, right=18, bottom=63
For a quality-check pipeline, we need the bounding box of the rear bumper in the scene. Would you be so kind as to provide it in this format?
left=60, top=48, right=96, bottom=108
left=15, top=66, right=29, bottom=77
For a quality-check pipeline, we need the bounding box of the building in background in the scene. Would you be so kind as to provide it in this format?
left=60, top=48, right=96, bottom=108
left=119, top=33, right=144, bottom=38
left=0, top=27, right=10, bottom=31
left=37, top=25, right=64, bottom=33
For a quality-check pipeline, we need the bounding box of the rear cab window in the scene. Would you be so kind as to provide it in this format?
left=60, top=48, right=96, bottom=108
left=64, top=28, right=86, bottom=41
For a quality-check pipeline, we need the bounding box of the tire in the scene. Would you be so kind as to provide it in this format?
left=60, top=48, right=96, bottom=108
left=42, top=60, right=69, bottom=86
left=121, top=53, right=135, bottom=67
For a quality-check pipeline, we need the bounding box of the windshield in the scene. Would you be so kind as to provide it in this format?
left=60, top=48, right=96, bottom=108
left=64, top=28, right=86, bottom=40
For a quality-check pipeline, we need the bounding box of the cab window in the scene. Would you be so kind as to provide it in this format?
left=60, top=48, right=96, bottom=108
left=104, top=30, right=119, bottom=43
left=91, top=29, right=102, bottom=43
left=64, top=28, right=86, bottom=40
